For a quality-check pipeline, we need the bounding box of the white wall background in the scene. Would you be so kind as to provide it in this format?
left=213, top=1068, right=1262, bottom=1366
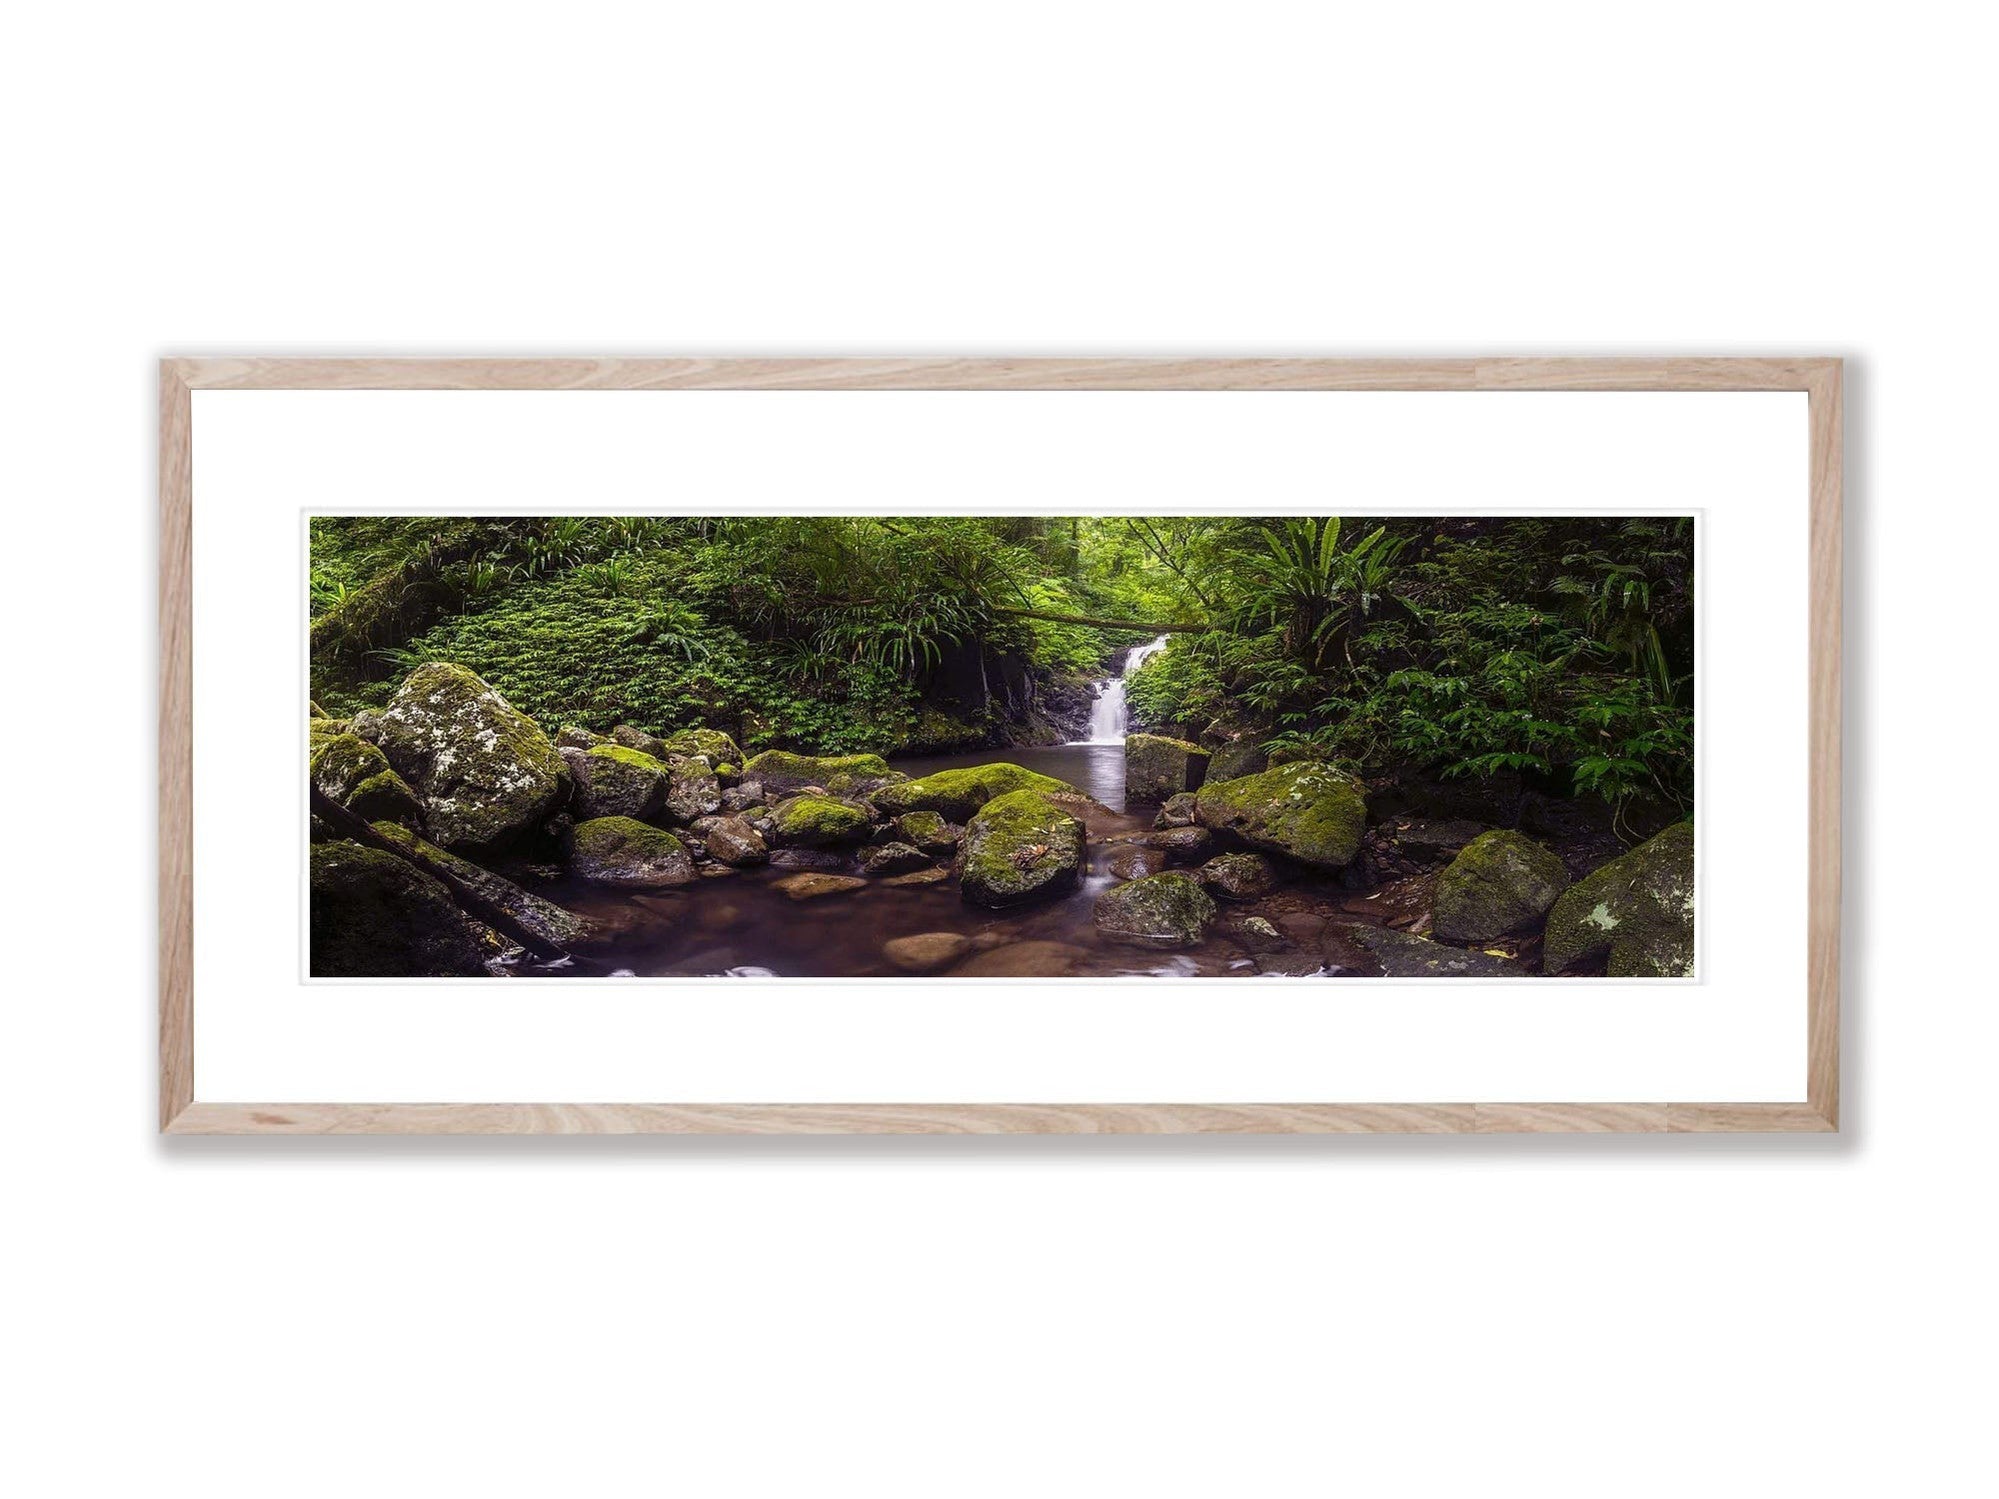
left=2, top=4, right=1987, bottom=1495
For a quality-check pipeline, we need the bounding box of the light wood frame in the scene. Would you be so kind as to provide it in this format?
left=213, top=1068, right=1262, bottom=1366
left=159, top=357, right=1841, bottom=1135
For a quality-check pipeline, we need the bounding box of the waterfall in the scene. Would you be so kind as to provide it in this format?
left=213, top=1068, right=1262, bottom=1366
left=1079, top=635, right=1170, bottom=743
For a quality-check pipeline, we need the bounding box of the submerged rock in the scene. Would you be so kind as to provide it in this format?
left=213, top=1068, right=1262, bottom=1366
left=874, top=762, right=1077, bottom=822
left=369, top=821, right=595, bottom=949
left=1224, top=914, right=1292, bottom=953
left=1336, top=923, right=1525, bottom=978
left=566, top=816, right=696, bottom=888
left=1199, top=851, right=1280, bottom=902
left=882, top=932, right=973, bottom=973
left=950, top=940, right=1090, bottom=977
left=961, top=789, right=1085, bottom=908
left=704, top=815, right=769, bottom=867
left=310, top=730, right=424, bottom=827
left=770, top=794, right=872, bottom=847
left=1194, top=761, right=1368, bottom=871
left=1431, top=829, right=1570, bottom=944
left=742, top=750, right=901, bottom=799
left=1543, top=821, right=1695, bottom=977
left=879, top=865, right=951, bottom=888
left=774, top=872, right=869, bottom=901
left=1107, top=844, right=1167, bottom=881
left=565, top=742, right=669, bottom=821
left=1125, top=733, right=1210, bottom=803
left=860, top=841, right=932, bottom=877
left=371, top=663, right=569, bottom=851
left=1093, top=871, right=1218, bottom=950
left=309, top=841, right=487, bottom=976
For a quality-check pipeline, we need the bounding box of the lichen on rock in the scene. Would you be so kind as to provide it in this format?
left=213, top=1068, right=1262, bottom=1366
left=741, top=750, right=902, bottom=799
left=1543, top=821, right=1695, bottom=977
left=1194, top=760, right=1368, bottom=871
left=566, top=816, right=697, bottom=888
left=1092, top=871, right=1217, bottom=950
left=1431, top=829, right=1570, bottom=944
left=960, top=788, right=1085, bottom=908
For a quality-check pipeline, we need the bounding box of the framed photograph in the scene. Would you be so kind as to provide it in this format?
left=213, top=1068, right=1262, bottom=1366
left=159, top=357, right=1840, bottom=1134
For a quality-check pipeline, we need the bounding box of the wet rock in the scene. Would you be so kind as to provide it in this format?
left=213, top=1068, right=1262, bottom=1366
left=310, top=730, right=424, bottom=828
left=369, top=821, right=596, bottom=949
left=1093, top=871, right=1218, bottom=950
left=564, top=742, right=669, bottom=821
left=882, top=932, right=974, bottom=973
left=961, top=789, right=1086, bottom=908
left=769, top=848, right=849, bottom=871
left=704, top=815, right=769, bottom=867
left=1224, top=914, right=1292, bottom=953
left=1200, top=851, right=1280, bottom=902
left=1143, top=825, right=1214, bottom=864
left=1334, top=923, right=1525, bottom=977
left=1125, top=733, right=1210, bottom=803
left=1432, top=829, right=1571, bottom=944
left=879, top=865, right=952, bottom=888
left=894, top=809, right=963, bottom=855
left=720, top=780, right=765, bottom=814
left=1543, top=821, right=1695, bottom=977
left=774, top=872, right=869, bottom=901
left=1194, top=761, right=1368, bottom=871
left=860, top=841, right=932, bottom=877
left=950, top=940, right=1091, bottom=977
left=1154, top=792, right=1200, bottom=829
left=1274, top=912, right=1328, bottom=949
left=371, top=663, right=569, bottom=851
left=742, top=750, right=902, bottom=799
left=566, top=817, right=697, bottom=889
left=309, top=841, right=488, bottom=976
left=873, top=762, right=1077, bottom=822
left=1107, top=844, right=1168, bottom=881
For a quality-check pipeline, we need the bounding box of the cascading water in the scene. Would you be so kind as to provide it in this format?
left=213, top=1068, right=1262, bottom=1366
left=1079, top=635, right=1170, bottom=743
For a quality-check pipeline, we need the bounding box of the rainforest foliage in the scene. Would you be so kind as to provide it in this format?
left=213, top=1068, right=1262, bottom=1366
left=310, top=514, right=1694, bottom=824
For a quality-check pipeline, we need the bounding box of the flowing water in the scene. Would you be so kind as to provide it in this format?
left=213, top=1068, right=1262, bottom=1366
left=1082, top=635, right=1169, bottom=744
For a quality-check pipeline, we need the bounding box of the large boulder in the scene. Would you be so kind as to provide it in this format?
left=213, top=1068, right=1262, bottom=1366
left=1194, top=761, right=1368, bottom=871
left=741, top=750, right=901, bottom=799
left=309, top=730, right=424, bottom=827
left=1205, top=737, right=1268, bottom=783
left=371, top=663, right=569, bottom=850
left=609, top=723, right=669, bottom=759
left=769, top=795, right=872, bottom=847
left=1335, top=923, right=1526, bottom=978
left=960, top=789, right=1085, bottom=908
left=660, top=727, right=744, bottom=766
left=1199, top=851, right=1280, bottom=902
left=564, top=743, right=668, bottom=821
left=1093, top=871, right=1217, bottom=950
left=369, top=821, right=595, bottom=949
left=1431, top=830, right=1571, bottom=944
left=873, top=762, right=1076, bottom=822
left=1543, top=822, right=1695, bottom=977
left=309, top=841, right=487, bottom=976
left=566, top=817, right=696, bottom=888
left=1125, top=733, right=1209, bottom=803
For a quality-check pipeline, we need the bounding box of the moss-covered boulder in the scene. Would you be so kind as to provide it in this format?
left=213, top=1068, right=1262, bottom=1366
left=1093, top=871, right=1217, bottom=950
left=309, top=841, right=488, bottom=976
left=1194, top=761, right=1367, bottom=871
left=565, top=742, right=669, bottom=821
left=1205, top=737, right=1269, bottom=783
left=960, top=789, right=1085, bottom=908
left=610, top=723, right=669, bottom=760
left=1125, top=733, right=1209, bottom=803
left=1199, top=851, right=1280, bottom=902
left=769, top=795, right=872, bottom=847
left=894, top=810, right=962, bottom=855
left=1543, top=821, right=1695, bottom=977
left=555, top=724, right=609, bottom=751
left=310, top=731, right=424, bottom=827
left=566, top=816, right=696, bottom=888
left=742, top=749, right=901, bottom=799
left=860, top=841, right=932, bottom=877
left=661, top=727, right=744, bottom=766
left=663, top=764, right=724, bottom=823
left=1432, top=830, right=1571, bottom=944
left=371, top=663, right=569, bottom=850
left=1335, top=923, right=1526, bottom=977
left=369, top=821, right=595, bottom=949
left=873, top=762, right=1076, bottom=822
left=704, top=815, right=768, bottom=867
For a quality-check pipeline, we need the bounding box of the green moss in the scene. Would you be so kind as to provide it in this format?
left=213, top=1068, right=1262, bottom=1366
left=661, top=727, right=744, bottom=765
left=1193, top=761, right=1367, bottom=870
left=1124, top=733, right=1209, bottom=803
left=770, top=795, right=872, bottom=846
left=1544, top=821, right=1694, bottom=977
left=1093, top=872, right=1217, bottom=949
left=742, top=750, right=899, bottom=796
left=309, top=841, right=487, bottom=976
left=588, top=742, right=668, bottom=774
left=874, top=763, right=1077, bottom=821
left=1431, top=829, right=1570, bottom=944
left=370, top=821, right=595, bottom=948
left=567, top=816, right=696, bottom=888
left=960, top=789, right=1085, bottom=908
left=570, top=742, right=669, bottom=820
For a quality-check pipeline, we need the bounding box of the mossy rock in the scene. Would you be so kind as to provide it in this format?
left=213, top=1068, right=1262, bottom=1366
left=663, top=765, right=724, bottom=823
left=703, top=815, right=768, bottom=867
left=1194, top=761, right=1367, bottom=871
left=565, top=742, right=668, bottom=821
left=567, top=816, right=697, bottom=888
left=610, top=723, right=670, bottom=760
left=1431, top=829, right=1571, bottom=944
left=769, top=795, right=872, bottom=847
left=894, top=809, right=962, bottom=855
left=660, top=727, right=744, bottom=766
left=1154, top=792, right=1199, bottom=829
left=1125, top=733, right=1210, bottom=803
left=1092, top=871, right=1217, bottom=950
left=1543, top=821, right=1695, bottom=977
left=369, top=821, right=595, bottom=949
left=742, top=750, right=901, bottom=799
left=309, top=841, right=487, bottom=976
left=1205, top=737, right=1269, bottom=783
left=555, top=724, right=610, bottom=751
left=1199, top=851, right=1280, bottom=902
left=371, top=663, right=569, bottom=851
left=873, top=762, right=1076, bottom=822
left=960, top=789, right=1085, bottom=908
left=310, top=731, right=423, bottom=828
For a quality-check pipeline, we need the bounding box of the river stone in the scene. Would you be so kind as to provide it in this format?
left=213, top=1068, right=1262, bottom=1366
left=663, top=765, right=724, bottom=822
left=742, top=750, right=901, bottom=799
left=1125, top=733, right=1209, bottom=803
left=704, top=815, right=769, bottom=867
left=882, top=932, right=974, bottom=973
left=1154, top=792, right=1199, bottom=829
left=1225, top=914, right=1292, bottom=953
left=609, top=723, right=670, bottom=760
left=770, top=794, right=872, bottom=847
left=310, top=730, right=424, bottom=827
left=1093, top=871, right=1218, bottom=950
left=873, top=762, right=1077, bottom=822
left=774, top=872, right=868, bottom=900
left=960, top=789, right=1086, bottom=908
left=1144, top=825, right=1214, bottom=864
left=1194, top=761, right=1368, bottom=871
left=894, top=810, right=962, bottom=855
left=1432, top=829, right=1571, bottom=944
left=1107, top=844, right=1167, bottom=881
left=769, top=847, right=849, bottom=871
left=660, top=727, right=744, bottom=766
left=880, top=865, right=951, bottom=888
left=565, top=742, right=669, bottom=821
left=950, top=940, right=1091, bottom=977
left=555, top=724, right=609, bottom=751
left=860, top=841, right=932, bottom=877
left=1543, top=821, right=1695, bottom=977
left=721, top=781, right=765, bottom=814
left=1200, top=851, right=1280, bottom=902
left=369, top=821, right=595, bottom=949
left=371, top=663, right=569, bottom=851
left=567, top=816, right=696, bottom=888
left=1205, top=737, right=1268, bottom=783
left=309, top=841, right=488, bottom=976
left=1335, top=923, right=1525, bottom=977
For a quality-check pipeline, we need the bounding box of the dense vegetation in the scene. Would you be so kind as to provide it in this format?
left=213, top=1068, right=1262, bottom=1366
left=311, top=514, right=1693, bottom=833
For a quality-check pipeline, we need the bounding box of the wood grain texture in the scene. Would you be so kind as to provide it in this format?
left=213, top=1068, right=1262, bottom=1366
left=158, top=356, right=1842, bottom=1136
